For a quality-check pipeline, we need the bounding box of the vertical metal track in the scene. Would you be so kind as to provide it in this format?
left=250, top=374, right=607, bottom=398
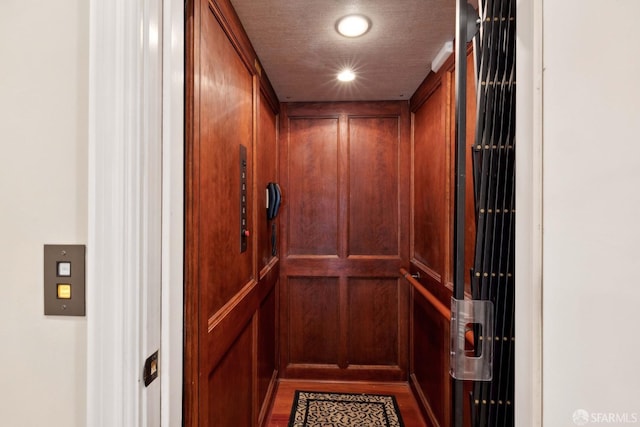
left=452, top=1, right=469, bottom=426
left=468, top=0, right=516, bottom=426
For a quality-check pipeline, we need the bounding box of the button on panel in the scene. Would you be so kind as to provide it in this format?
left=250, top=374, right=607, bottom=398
left=57, top=261, right=71, bottom=277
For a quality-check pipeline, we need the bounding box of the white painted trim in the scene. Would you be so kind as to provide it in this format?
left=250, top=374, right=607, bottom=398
left=88, top=0, right=164, bottom=425
left=88, top=2, right=139, bottom=425
left=515, top=0, right=543, bottom=425
left=160, top=0, right=184, bottom=425
left=140, top=0, right=164, bottom=424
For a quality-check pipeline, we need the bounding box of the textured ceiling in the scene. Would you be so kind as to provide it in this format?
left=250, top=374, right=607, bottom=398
left=229, top=0, right=467, bottom=102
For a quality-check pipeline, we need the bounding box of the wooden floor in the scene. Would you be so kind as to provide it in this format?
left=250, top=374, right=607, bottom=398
left=264, top=379, right=428, bottom=427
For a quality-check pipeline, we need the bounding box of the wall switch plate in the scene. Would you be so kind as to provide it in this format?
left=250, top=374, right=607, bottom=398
left=44, top=244, right=86, bottom=316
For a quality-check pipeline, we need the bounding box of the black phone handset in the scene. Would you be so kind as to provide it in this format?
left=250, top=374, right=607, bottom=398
left=266, top=182, right=281, bottom=220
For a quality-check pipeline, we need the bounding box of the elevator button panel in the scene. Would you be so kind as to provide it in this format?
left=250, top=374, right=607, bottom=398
left=240, top=144, right=248, bottom=253
left=44, top=244, right=86, bottom=316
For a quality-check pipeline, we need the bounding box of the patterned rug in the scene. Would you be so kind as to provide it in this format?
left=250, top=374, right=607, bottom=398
left=288, top=390, right=405, bottom=427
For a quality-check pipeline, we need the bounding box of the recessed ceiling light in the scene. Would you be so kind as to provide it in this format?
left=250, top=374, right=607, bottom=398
left=336, top=15, right=371, bottom=38
left=337, top=69, right=356, bottom=82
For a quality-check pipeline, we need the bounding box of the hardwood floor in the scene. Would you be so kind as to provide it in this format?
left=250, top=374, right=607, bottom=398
left=264, top=379, right=428, bottom=427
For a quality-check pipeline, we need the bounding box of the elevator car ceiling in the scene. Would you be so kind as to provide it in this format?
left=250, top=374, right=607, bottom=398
left=229, top=0, right=478, bottom=102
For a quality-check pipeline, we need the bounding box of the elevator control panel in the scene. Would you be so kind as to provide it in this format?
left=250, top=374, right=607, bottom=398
left=44, top=244, right=86, bottom=316
left=240, top=145, right=249, bottom=253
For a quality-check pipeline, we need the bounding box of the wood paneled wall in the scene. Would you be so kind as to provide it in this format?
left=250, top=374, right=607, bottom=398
left=408, top=45, right=476, bottom=427
left=184, top=0, right=280, bottom=425
left=279, top=102, right=411, bottom=381
left=185, top=0, right=478, bottom=422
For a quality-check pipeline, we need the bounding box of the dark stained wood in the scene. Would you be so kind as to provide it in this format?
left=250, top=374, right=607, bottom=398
left=348, top=117, right=400, bottom=256
left=256, top=270, right=278, bottom=425
left=286, top=117, right=340, bottom=256
left=411, top=286, right=450, bottom=427
left=255, top=75, right=281, bottom=427
left=207, top=322, right=253, bottom=427
left=347, top=278, right=399, bottom=365
left=264, top=380, right=428, bottom=427
left=198, top=0, right=254, bottom=315
left=279, top=101, right=411, bottom=381
left=410, top=42, right=476, bottom=302
left=205, top=0, right=260, bottom=75
left=408, top=42, right=477, bottom=427
left=185, top=1, right=280, bottom=425
left=257, top=88, right=279, bottom=271
left=401, top=268, right=449, bottom=320
left=287, top=276, right=340, bottom=364
left=412, top=79, right=447, bottom=281
left=183, top=1, right=200, bottom=425
left=464, top=47, right=477, bottom=296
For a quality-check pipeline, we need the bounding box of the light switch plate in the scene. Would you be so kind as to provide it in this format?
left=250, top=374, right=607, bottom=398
left=143, top=350, right=159, bottom=387
left=44, top=244, right=86, bottom=316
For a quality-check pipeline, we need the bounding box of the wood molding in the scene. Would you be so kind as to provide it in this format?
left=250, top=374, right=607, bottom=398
left=257, top=370, right=279, bottom=426
left=401, top=268, right=449, bottom=320
left=410, top=373, right=440, bottom=427
left=259, top=71, right=280, bottom=113
left=284, top=100, right=405, bottom=117
left=183, top=0, right=200, bottom=424
left=410, top=74, right=442, bottom=112
left=282, top=364, right=406, bottom=382
left=206, top=0, right=258, bottom=75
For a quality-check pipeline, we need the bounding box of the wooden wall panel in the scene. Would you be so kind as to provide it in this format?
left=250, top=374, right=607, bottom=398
left=347, top=278, right=399, bottom=365
left=257, top=90, right=279, bottom=270
left=408, top=44, right=477, bottom=427
left=207, top=322, right=253, bottom=427
left=287, top=117, right=340, bottom=256
left=288, top=276, right=340, bottom=364
left=198, top=1, right=254, bottom=315
left=280, top=102, right=410, bottom=381
left=185, top=1, right=280, bottom=426
left=411, top=289, right=449, bottom=427
left=348, top=117, right=400, bottom=256
left=257, top=280, right=277, bottom=419
left=413, top=83, right=447, bottom=282
left=410, top=45, right=476, bottom=298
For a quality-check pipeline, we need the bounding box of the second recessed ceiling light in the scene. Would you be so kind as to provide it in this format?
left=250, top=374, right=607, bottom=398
left=337, top=69, right=356, bottom=82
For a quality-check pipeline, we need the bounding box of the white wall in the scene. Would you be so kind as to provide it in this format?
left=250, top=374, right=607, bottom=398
left=543, top=1, right=640, bottom=425
left=0, top=1, right=88, bottom=426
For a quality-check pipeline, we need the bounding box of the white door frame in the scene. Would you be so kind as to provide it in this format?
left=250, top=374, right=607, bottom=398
left=88, top=0, right=540, bottom=425
left=160, top=0, right=185, bottom=424
left=515, top=0, right=543, bottom=425
left=87, top=0, right=183, bottom=425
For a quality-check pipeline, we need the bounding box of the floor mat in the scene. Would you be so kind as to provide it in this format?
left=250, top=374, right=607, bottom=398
left=288, top=390, right=405, bottom=427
